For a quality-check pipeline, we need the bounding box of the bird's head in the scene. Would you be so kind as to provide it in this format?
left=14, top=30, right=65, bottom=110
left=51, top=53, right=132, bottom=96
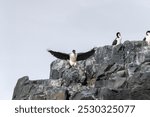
left=72, top=50, right=76, bottom=54
left=146, top=31, right=150, bottom=36
left=116, top=32, right=121, bottom=38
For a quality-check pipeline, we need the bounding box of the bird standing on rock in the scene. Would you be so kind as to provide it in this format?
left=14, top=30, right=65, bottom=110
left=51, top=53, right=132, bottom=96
left=112, top=32, right=122, bottom=46
left=143, top=31, right=150, bottom=45
left=47, top=48, right=95, bottom=67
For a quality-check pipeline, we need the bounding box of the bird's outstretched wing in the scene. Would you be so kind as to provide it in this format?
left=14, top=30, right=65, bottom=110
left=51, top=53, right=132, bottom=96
left=77, top=48, right=95, bottom=61
left=112, top=39, right=117, bottom=45
left=143, top=37, right=146, bottom=41
left=47, top=50, right=69, bottom=60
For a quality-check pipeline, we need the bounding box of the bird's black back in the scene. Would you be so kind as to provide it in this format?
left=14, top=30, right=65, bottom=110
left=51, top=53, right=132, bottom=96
left=112, top=39, right=117, bottom=45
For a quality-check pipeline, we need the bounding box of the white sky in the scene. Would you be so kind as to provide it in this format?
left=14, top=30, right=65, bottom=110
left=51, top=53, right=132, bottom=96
left=0, top=0, right=150, bottom=99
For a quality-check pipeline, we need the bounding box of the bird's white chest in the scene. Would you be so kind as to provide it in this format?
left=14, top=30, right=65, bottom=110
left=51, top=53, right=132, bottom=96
left=146, top=35, right=150, bottom=45
left=70, top=53, right=77, bottom=61
left=116, top=37, right=122, bottom=45
left=69, top=53, right=77, bottom=66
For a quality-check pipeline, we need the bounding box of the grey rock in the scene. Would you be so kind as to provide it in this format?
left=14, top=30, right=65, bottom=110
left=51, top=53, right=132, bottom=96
left=70, top=89, right=96, bottom=100
left=45, top=88, right=68, bottom=100
left=12, top=41, right=150, bottom=100
left=96, top=88, right=130, bottom=100
left=95, top=77, right=126, bottom=89
left=128, top=72, right=150, bottom=100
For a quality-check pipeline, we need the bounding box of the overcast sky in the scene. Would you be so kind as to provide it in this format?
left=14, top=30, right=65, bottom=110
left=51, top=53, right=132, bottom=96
left=0, top=0, right=150, bottom=99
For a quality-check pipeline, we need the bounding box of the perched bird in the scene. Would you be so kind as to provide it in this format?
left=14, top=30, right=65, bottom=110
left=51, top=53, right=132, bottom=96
left=47, top=48, right=95, bottom=66
left=143, top=31, right=150, bottom=45
left=112, top=32, right=122, bottom=46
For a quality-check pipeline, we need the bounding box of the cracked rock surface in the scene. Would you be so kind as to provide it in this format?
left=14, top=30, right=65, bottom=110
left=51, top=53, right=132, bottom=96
left=12, top=41, right=150, bottom=100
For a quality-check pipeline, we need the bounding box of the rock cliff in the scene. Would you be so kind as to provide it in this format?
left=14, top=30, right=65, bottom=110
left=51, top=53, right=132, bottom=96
left=12, top=41, right=150, bottom=100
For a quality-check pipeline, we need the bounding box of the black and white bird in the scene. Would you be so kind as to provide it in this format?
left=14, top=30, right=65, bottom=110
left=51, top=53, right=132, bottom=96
left=143, top=31, right=150, bottom=45
left=112, top=32, right=122, bottom=46
left=47, top=48, right=95, bottom=66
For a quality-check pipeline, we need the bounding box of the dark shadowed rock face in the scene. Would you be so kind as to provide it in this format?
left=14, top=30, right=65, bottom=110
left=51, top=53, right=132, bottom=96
left=12, top=41, right=150, bottom=100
